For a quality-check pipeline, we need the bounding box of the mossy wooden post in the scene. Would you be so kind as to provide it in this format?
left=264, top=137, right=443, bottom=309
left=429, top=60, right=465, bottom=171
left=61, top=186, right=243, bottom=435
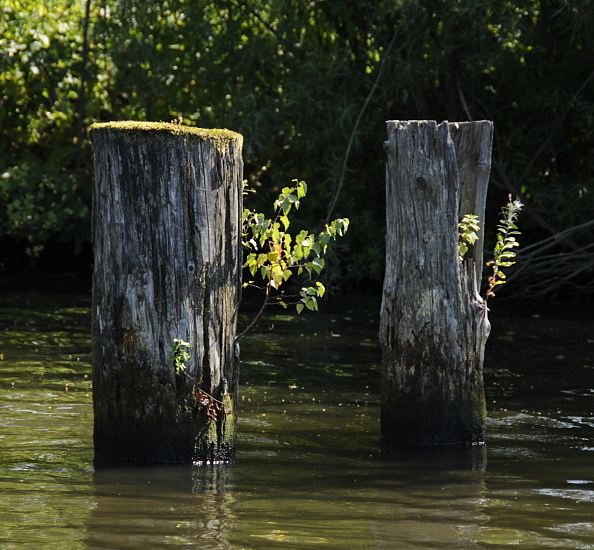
left=89, top=121, right=243, bottom=463
left=380, top=120, right=493, bottom=446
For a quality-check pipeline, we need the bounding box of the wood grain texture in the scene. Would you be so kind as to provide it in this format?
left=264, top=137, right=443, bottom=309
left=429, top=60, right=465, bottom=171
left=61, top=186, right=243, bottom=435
left=89, top=124, right=243, bottom=463
left=380, top=120, right=492, bottom=446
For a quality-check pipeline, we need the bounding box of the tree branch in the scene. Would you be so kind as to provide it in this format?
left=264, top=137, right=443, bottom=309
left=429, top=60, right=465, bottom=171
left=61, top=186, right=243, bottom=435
left=324, top=29, right=398, bottom=224
left=236, top=282, right=271, bottom=340
left=77, top=0, right=92, bottom=147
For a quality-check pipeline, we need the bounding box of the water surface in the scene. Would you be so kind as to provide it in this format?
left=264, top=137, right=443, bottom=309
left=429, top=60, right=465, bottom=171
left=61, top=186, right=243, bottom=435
left=0, top=292, right=592, bottom=548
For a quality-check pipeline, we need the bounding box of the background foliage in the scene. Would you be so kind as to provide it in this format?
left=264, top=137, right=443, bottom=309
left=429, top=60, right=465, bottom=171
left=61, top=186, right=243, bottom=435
left=1, top=0, right=593, bottom=295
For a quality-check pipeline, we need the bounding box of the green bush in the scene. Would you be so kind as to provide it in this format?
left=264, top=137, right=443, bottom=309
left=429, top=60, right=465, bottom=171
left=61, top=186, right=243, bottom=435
left=1, top=0, right=592, bottom=288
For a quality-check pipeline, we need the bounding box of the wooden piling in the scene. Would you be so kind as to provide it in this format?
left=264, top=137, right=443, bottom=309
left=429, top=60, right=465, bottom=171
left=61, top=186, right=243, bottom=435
left=380, top=120, right=493, bottom=446
left=89, top=121, right=243, bottom=463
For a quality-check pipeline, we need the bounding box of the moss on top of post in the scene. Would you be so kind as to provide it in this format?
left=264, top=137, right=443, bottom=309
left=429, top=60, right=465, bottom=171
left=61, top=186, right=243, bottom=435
left=88, top=121, right=242, bottom=146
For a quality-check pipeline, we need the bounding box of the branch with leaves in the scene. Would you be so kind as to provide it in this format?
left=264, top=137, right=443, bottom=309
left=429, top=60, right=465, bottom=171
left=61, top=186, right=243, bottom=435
left=458, top=195, right=523, bottom=300
left=239, top=179, right=349, bottom=337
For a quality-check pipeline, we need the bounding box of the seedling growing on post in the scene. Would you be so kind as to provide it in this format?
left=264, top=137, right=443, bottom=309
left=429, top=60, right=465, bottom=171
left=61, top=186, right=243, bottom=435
left=172, top=337, right=225, bottom=421
left=458, top=213, right=481, bottom=262
left=486, top=195, right=524, bottom=300
left=458, top=195, right=524, bottom=298
left=239, top=179, right=349, bottom=338
left=172, top=338, right=191, bottom=375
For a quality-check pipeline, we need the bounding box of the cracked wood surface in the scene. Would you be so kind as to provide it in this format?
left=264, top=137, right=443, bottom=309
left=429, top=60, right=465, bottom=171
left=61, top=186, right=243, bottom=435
left=380, top=120, right=492, bottom=446
left=90, top=125, right=242, bottom=463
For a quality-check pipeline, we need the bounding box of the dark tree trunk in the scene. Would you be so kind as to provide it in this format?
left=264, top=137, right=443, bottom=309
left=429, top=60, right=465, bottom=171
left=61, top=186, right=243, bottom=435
left=380, top=120, right=493, bottom=446
left=89, top=122, right=243, bottom=463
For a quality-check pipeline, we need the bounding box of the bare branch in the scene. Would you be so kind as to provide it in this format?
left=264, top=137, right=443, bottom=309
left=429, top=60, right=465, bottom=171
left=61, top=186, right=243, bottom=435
left=236, top=283, right=271, bottom=340
left=324, top=29, right=398, bottom=224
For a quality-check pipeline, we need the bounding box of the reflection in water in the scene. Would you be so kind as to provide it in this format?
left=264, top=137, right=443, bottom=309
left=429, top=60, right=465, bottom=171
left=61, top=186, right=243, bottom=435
left=374, top=445, right=489, bottom=547
left=87, top=465, right=234, bottom=549
left=380, top=443, right=488, bottom=472
left=376, top=450, right=489, bottom=548
left=0, top=293, right=593, bottom=548
left=369, top=467, right=488, bottom=549
left=226, top=446, right=490, bottom=548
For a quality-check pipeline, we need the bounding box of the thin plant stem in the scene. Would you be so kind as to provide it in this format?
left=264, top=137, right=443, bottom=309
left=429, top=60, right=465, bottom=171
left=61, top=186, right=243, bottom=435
left=236, top=282, right=271, bottom=340
left=324, top=29, right=398, bottom=224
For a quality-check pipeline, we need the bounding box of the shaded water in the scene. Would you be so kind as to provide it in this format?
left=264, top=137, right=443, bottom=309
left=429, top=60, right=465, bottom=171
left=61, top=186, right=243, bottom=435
left=0, top=292, right=592, bottom=548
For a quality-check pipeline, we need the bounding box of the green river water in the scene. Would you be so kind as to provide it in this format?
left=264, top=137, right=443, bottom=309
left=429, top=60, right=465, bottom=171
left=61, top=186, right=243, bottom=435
left=0, top=292, right=592, bottom=549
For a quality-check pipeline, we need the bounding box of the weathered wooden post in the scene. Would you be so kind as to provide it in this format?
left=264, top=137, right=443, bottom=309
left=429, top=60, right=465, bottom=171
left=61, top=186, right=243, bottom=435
left=380, top=120, right=493, bottom=446
left=89, top=121, right=243, bottom=463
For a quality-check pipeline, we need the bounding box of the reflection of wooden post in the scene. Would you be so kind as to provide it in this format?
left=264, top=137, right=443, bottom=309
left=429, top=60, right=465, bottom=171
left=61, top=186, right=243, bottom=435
left=380, top=120, right=493, bottom=446
left=88, top=466, right=234, bottom=545
left=371, top=449, right=487, bottom=547
left=89, top=122, right=243, bottom=463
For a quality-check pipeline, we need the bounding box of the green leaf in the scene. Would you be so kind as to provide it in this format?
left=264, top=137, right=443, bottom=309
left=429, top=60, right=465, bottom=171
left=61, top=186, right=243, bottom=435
left=257, top=253, right=268, bottom=267
left=296, top=303, right=304, bottom=314
left=311, top=257, right=324, bottom=273
left=297, top=180, right=307, bottom=199
left=272, top=264, right=284, bottom=287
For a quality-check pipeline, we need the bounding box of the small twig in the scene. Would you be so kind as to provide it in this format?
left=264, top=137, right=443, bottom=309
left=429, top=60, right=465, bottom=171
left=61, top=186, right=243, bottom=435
left=182, top=370, right=225, bottom=405
left=195, top=387, right=224, bottom=405
left=77, top=0, right=92, bottom=147
left=457, top=71, right=594, bottom=253
left=236, top=283, right=271, bottom=340
left=325, top=29, right=398, bottom=224
left=491, top=160, right=569, bottom=244
left=499, top=240, right=594, bottom=298
left=518, top=220, right=594, bottom=255
left=457, top=81, right=473, bottom=121
left=520, top=70, right=594, bottom=184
